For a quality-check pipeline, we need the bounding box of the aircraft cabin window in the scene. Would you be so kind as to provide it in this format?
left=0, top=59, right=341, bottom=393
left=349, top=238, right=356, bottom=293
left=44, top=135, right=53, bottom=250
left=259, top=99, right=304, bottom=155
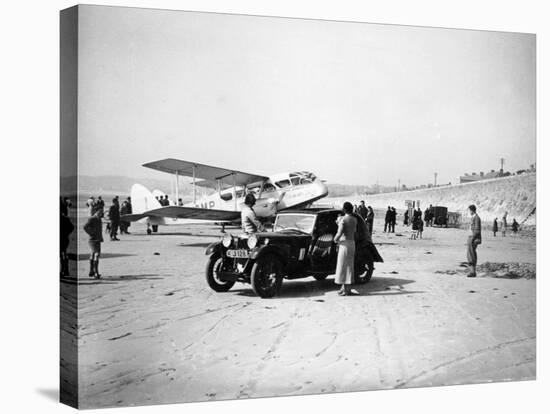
left=299, top=177, right=312, bottom=185
left=275, top=179, right=291, bottom=188
left=290, top=176, right=301, bottom=186
left=220, top=193, right=232, bottom=201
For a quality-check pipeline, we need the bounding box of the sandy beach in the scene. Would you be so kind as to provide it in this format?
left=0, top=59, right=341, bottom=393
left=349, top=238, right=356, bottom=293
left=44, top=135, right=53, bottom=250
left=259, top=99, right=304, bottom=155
left=62, top=212, right=535, bottom=408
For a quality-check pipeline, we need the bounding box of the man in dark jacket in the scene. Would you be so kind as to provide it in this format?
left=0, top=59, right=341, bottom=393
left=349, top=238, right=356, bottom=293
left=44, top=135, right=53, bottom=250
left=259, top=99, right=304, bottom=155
left=390, top=207, right=397, bottom=233
left=83, top=207, right=104, bottom=278
left=119, top=200, right=130, bottom=234
left=357, top=201, right=368, bottom=221
left=384, top=206, right=392, bottom=232
left=108, top=198, right=120, bottom=241
left=366, top=206, right=374, bottom=236
left=96, top=196, right=105, bottom=214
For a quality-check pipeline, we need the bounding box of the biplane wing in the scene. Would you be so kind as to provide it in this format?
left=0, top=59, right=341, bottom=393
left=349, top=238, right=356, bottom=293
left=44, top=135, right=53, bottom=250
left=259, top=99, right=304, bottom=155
left=142, top=158, right=268, bottom=188
left=194, top=180, right=234, bottom=190
left=121, top=206, right=241, bottom=222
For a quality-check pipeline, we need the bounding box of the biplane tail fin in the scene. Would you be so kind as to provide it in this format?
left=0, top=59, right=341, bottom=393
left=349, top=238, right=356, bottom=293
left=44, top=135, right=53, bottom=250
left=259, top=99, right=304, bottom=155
left=131, top=183, right=162, bottom=214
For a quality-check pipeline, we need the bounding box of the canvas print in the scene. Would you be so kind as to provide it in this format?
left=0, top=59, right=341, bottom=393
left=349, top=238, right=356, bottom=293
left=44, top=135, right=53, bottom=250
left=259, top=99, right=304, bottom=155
left=60, top=5, right=536, bottom=409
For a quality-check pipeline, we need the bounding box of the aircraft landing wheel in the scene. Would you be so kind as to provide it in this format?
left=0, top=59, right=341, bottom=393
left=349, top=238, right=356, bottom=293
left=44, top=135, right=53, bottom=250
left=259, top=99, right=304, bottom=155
left=147, top=228, right=152, bottom=235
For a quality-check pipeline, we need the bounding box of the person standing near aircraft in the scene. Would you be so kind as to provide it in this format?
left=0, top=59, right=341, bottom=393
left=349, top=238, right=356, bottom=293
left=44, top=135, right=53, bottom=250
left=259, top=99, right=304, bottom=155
left=108, top=198, right=120, bottom=241
left=119, top=200, right=130, bottom=234
left=241, top=193, right=264, bottom=234
left=84, top=206, right=103, bottom=279
left=96, top=196, right=105, bottom=214
left=466, top=204, right=482, bottom=278
left=334, top=202, right=358, bottom=296
left=493, top=218, right=499, bottom=236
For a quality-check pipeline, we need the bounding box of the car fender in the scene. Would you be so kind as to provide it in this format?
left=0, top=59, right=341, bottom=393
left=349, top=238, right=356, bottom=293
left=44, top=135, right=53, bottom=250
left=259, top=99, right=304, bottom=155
left=205, top=242, right=223, bottom=256
left=249, top=245, right=288, bottom=264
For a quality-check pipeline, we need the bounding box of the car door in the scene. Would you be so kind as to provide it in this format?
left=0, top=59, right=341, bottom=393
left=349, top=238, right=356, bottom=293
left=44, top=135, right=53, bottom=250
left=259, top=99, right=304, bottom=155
left=309, top=212, right=338, bottom=272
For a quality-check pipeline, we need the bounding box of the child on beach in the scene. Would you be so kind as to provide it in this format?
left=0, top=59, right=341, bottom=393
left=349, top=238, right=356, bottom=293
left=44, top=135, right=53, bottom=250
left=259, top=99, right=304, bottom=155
left=84, top=206, right=104, bottom=279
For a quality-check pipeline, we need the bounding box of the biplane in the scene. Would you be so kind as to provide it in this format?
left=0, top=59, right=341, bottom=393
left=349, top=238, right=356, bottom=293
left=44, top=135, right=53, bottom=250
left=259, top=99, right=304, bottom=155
left=122, top=158, right=329, bottom=233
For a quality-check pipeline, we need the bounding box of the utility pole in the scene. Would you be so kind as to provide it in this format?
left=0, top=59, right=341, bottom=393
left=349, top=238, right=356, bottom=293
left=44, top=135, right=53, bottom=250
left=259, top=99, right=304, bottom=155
left=434, top=172, right=438, bottom=187
left=397, top=178, right=400, bottom=192
left=500, top=157, right=505, bottom=173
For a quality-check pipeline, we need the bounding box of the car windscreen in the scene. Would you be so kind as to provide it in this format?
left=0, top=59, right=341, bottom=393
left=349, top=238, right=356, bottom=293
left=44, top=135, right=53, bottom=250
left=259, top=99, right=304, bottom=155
left=274, top=214, right=316, bottom=233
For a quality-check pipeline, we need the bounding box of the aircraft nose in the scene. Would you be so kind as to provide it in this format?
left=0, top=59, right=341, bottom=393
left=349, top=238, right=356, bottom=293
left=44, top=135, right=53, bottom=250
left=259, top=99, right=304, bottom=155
left=316, top=180, right=329, bottom=197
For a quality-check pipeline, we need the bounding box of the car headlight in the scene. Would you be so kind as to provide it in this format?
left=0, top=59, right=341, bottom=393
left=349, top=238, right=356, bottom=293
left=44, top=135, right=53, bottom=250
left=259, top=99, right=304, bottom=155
left=247, top=234, right=259, bottom=249
left=222, top=233, right=233, bottom=248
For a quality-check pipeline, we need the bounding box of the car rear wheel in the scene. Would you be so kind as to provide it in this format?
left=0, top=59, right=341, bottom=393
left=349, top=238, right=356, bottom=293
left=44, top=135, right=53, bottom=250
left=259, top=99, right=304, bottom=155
left=355, top=259, right=374, bottom=284
left=205, top=252, right=235, bottom=292
left=251, top=254, right=283, bottom=298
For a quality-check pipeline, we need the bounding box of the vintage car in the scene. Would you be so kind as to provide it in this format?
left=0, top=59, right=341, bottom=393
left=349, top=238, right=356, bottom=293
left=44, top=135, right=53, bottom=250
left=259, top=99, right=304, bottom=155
left=204, top=209, right=383, bottom=298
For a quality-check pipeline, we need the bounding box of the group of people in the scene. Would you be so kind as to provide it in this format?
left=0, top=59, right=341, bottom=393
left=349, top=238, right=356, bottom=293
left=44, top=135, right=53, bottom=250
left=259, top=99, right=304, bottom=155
left=156, top=195, right=171, bottom=206
left=423, top=205, right=436, bottom=227
left=383, top=206, right=397, bottom=233
left=492, top=211, right=519, bottom=237
left=82, top=195, right=132, bottom=279
left=410, top=207, right=424, bottom=240
left=354, top=200, right=375, bottom=236
left=86, top=195, right=133, bottom=241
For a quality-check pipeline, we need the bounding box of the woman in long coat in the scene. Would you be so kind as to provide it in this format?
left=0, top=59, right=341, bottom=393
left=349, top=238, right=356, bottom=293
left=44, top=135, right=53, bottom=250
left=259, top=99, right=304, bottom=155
left=334, top=202, right=357, bottom=296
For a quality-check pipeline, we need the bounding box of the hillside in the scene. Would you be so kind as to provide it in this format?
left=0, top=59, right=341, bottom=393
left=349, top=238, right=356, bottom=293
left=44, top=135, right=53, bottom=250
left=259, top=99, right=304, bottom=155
left=327, top=173, right=536, bottom=226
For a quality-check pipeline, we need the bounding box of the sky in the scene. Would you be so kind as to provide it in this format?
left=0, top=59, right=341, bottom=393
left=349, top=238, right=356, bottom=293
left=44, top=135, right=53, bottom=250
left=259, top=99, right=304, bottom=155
left=68, top=5, right=536, bottom=187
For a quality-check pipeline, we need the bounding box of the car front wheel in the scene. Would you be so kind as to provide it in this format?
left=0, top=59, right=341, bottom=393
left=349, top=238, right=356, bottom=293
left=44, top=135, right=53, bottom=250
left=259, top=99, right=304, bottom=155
left=205, top=252, right=235, bottom=292
left=250, top=254, right=284, bottom=298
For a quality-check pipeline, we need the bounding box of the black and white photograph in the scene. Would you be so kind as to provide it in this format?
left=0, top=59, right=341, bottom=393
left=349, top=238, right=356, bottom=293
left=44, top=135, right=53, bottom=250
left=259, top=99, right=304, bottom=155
left=4, top=1, right=547, bottom=413
left=57, top=4, right=540, bottom=409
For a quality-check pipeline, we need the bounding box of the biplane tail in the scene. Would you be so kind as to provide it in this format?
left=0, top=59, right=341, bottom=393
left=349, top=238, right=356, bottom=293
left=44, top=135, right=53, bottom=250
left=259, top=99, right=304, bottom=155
left=119, top=184, right=163, bottom=222
left=131, top=183, right=162, bottom=214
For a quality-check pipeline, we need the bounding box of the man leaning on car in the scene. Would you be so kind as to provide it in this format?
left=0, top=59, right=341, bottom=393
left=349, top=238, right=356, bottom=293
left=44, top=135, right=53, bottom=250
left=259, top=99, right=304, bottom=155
left=241, top=193, right=265, bottom=234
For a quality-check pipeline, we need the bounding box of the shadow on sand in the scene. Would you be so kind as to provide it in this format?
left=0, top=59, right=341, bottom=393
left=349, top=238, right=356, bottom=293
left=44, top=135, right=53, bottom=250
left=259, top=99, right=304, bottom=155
left=70, top=253, right=136, bottom=261
left=60, top=274, right=165, bottom=285
left=232, top=275, right=421, bottom=299
left=178, top=242, right=214, bottom=248
left=147, top=232, right=222, bottom=238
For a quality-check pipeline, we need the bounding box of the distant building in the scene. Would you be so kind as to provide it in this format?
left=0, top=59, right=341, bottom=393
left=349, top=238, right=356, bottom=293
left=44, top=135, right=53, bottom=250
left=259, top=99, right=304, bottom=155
left=460, top=169, right=505, bottom=183
left=458, top=163, right=535, bottom=183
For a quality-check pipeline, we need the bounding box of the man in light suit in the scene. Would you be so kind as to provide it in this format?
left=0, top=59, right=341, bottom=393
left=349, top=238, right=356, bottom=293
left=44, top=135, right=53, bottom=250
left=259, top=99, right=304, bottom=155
left=466, top=204, right=482, bottom=277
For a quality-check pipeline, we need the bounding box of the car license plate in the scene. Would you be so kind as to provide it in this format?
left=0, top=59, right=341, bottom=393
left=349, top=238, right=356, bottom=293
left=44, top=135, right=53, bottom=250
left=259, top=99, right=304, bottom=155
left=227, top=249, right=250, bottom=259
